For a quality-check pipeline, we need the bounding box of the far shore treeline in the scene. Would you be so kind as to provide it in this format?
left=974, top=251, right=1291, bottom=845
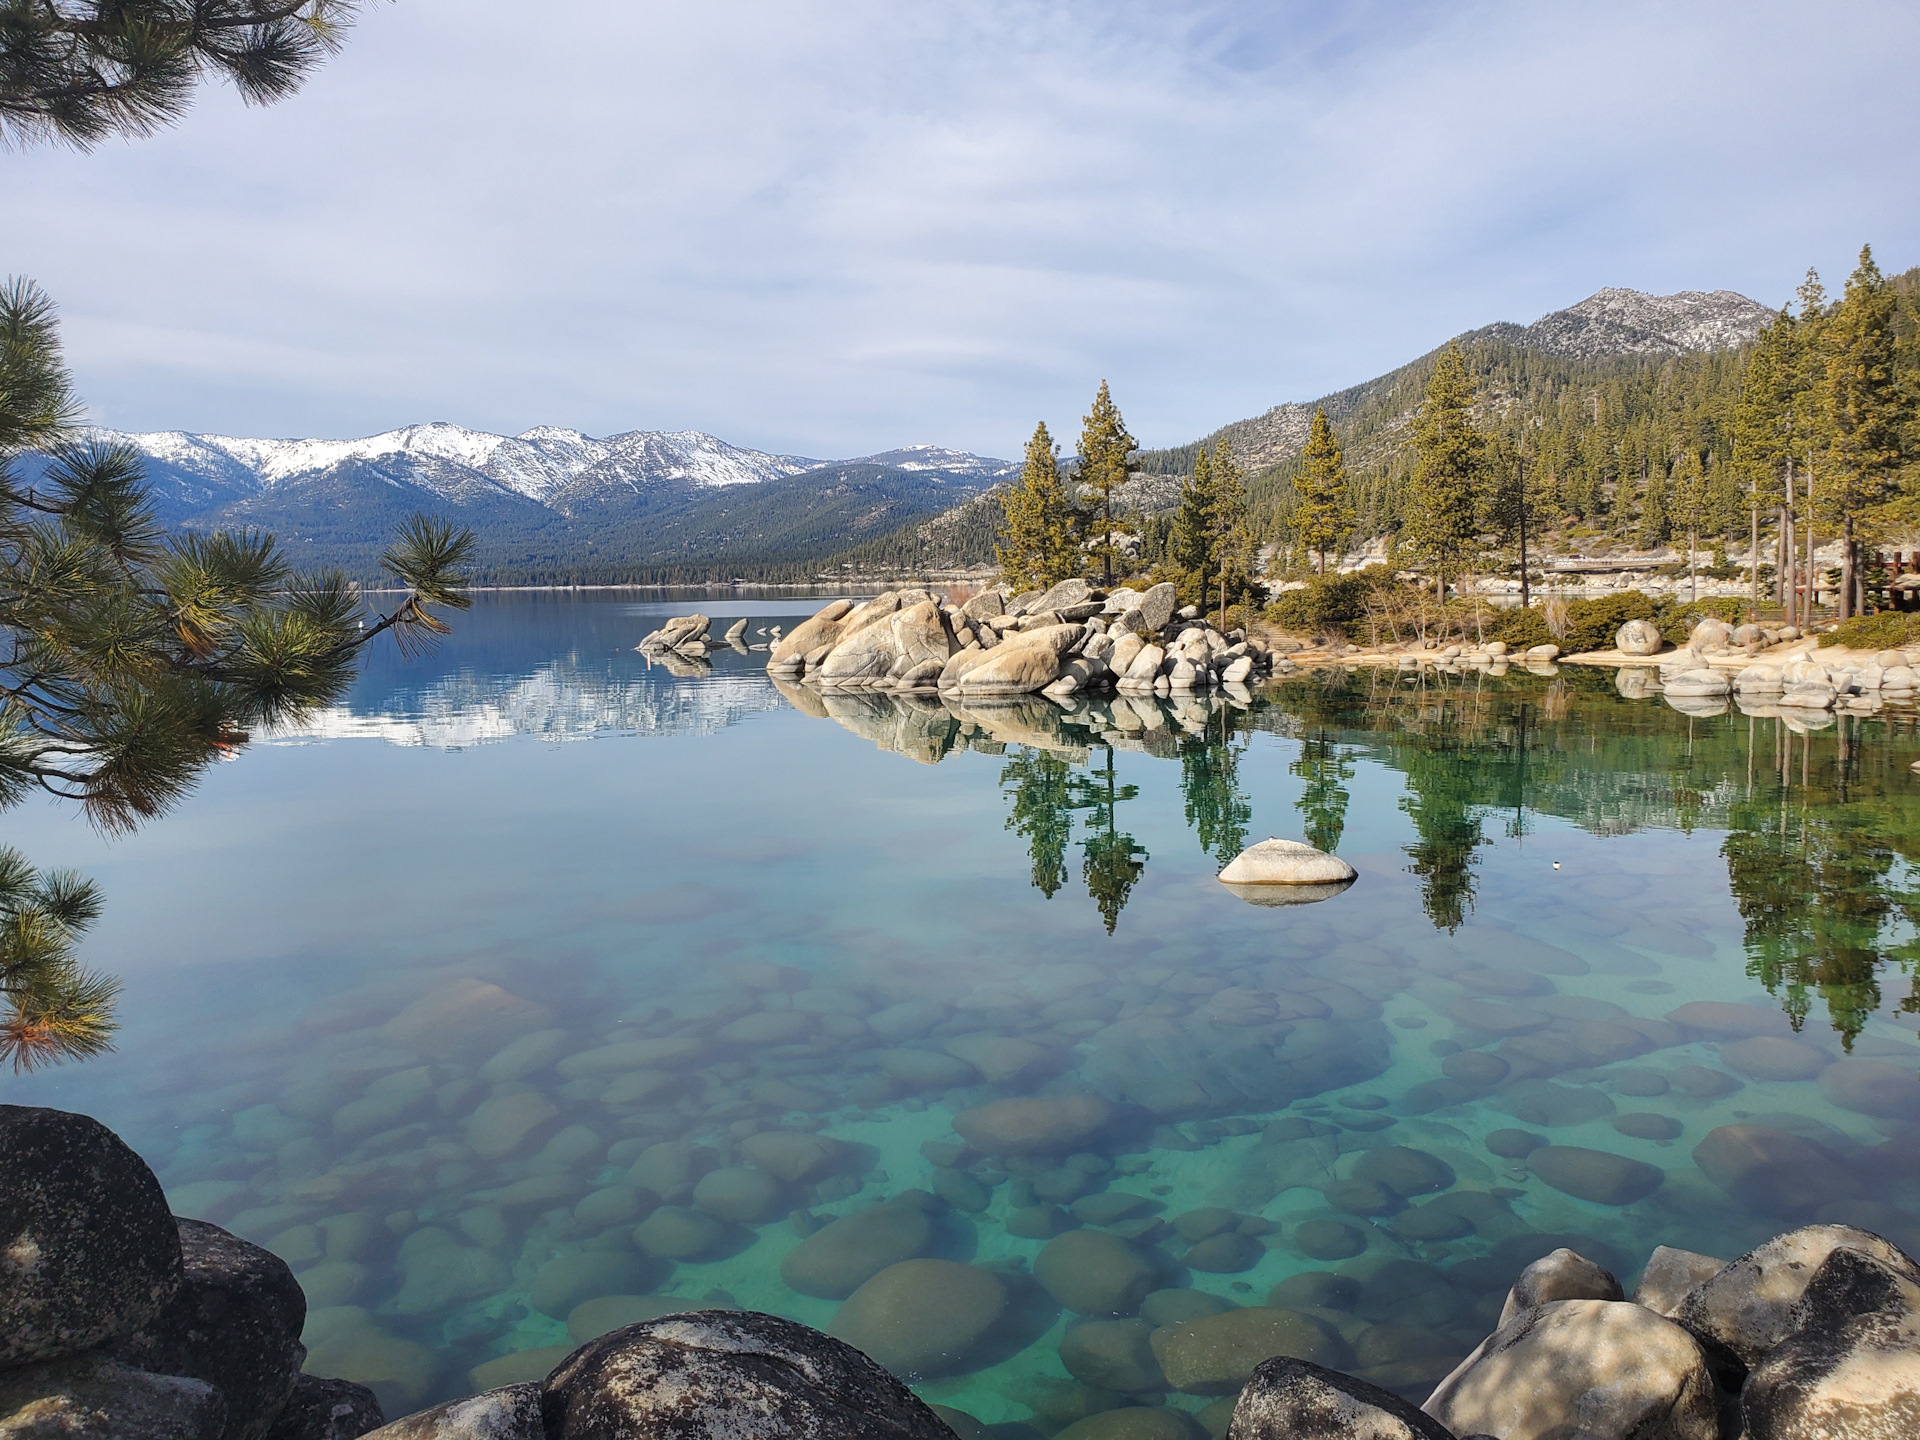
left=987, top=247, right=1917, bottom=640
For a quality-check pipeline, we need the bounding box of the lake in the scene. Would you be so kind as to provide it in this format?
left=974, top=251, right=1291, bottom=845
left=9, top=591, right=1920, bottom=1430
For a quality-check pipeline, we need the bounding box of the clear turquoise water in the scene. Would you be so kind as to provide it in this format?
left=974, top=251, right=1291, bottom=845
left=8, top=592, right=1920, bottom=1430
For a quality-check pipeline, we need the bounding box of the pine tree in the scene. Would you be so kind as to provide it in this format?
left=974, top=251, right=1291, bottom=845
left=1638, top=461, right=1671, bottom=547
left=1166, top=444, right=1216, bottom=605
left=1074, top=748, right=1145, bottom=934
left=996, top=421, right=1080, bottom=590
left=1405, top=342, right=1486, bottom=596
left=1078, top=381, right=1137, bottom=588
left=1000, top=748, right=1075, bottom=898
left=1820, top=246, right=1908, bottom=617
left=1209, top=438, right=1253, bottom=624
left=1, top=279, right=472, bottom=1069
left=1292, top=409, right=1353, bottom=575
left=1672, top=450, right=1709, bottom=601
left=1, top=1, right=361, bottom=147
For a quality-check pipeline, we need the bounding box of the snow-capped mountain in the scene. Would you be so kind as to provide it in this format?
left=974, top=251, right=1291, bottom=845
left=67, top=421, right=1013, bottom=581
left=107, top=421, right=825, bottom=514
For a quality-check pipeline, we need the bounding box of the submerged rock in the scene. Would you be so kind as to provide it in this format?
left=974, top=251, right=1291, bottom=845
left=781, top=1203, right=932, bottom=1300
left=1527, top=1145, right=1664, bottom=1205
left=827, top=1260, right=1008, bottom=1378
left=544, top=1309, right=957, bottom=1438
left=953, top=1094, right=1114, bottom=1155
left=0, top=1104, right=183, bottom=1367
left=1035, top=1231, right=1161, bottom=1317
left=1058, top=1318, right=1167, bottom=1393
left=1149, top=1308, right=1348, bottom=1395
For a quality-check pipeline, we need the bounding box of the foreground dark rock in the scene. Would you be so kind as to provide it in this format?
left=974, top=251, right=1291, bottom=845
left=1226, top=1355, right=1454, bottom=1440
left=0, top=1353, right=226, bottom=1439
left=541, top=1310, right=960, bottom=1438
left=109, top=1219, right=308, bottom=1440
left=0, top=1105, right=183, bottom=1367
left=360, top=1383, right=542, bottom=1439
left=263, top=1376, right=385, bottom=1440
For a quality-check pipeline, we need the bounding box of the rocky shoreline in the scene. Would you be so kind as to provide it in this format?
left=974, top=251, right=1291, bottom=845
left=8, top=1101, right=1920, bottom=1438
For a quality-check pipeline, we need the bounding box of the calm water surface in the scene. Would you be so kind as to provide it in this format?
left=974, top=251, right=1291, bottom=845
left=9, top=592, right=1920, bottom=1429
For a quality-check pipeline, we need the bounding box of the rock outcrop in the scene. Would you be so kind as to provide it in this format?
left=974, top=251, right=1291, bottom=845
left=635, top=614, right=712, bottom=659
left=767, top=587, right=1275, bottom=698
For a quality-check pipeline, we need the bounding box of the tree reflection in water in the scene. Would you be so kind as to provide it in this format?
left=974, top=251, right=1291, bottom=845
left=797, top=669, right=1920, bottom=1044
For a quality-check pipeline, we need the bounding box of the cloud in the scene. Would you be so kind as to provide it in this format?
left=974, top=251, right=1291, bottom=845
left=11, top=0, right=1917, bottom=457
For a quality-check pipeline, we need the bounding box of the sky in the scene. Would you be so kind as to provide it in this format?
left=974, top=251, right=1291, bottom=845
left=11, top=0, right=1919, bottom=460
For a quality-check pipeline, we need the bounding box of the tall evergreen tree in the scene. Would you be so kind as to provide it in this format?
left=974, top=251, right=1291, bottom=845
left=996, top=421, right=1080, bottom=590
left=1179, top=722, right=1251, bottom=871
left=1208, top=439, right=1254, bottom=623
left=1820, top=246, right=1907, bottom=616
left=1, top=1, right=361, bottom=147
left=1405, top=342, right=1486, bottom=596
left=1292, top=409, right=1354, bottom=574
left=1078, top=381, right=1137, bottom=588
left=1167, top=444, right=1217, bottom=606
left=1, top=279, right=472, bottom=1068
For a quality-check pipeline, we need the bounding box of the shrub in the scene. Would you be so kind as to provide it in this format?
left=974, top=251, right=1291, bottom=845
left=1817, top=613, right=1920, bottom=649
left=1488, top=607, right=1554, bottom=650
left=1263, top=571, right=1390, bottom=634
left=1656, top=597, right=1747, bottom=645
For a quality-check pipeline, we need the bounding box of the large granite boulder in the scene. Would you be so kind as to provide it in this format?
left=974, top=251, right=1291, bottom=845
left=952, top=625, right=1083, bottom=697
left=540, top=1309, right=959, bottom=1438
left=1616, top=619, right=1664, bottom=656
left=1423, top=1299, right=1719, bottom=1440
left=818, top=601, right=953, bottom=684
left=0, top=1354, right=225, bottom=1439
left=1634, top=1246, right=1725, bottom=1317
left=1498, top=1246, right=1623, bottom=1326
left=1743, top=1306, right=1920, bottom=1439
left=768, top=600, right=853, bottom=666
left=108, top=1219, right=308, bottom=1440
left=0, top=1105, right=183, bottom=1367
left=1674, top=1224, right=1920, bottom=1365
left=1217, top=840, right=1357, bottom=890
left=1226, top=1355, right=1455, bottom=1440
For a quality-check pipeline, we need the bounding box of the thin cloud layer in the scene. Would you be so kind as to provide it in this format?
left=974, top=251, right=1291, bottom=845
left=11, top=0, right=1917, bottom=456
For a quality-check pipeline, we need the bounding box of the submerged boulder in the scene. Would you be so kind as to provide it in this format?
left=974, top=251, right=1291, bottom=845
left=828, top=1260, right=1008, bottom=1378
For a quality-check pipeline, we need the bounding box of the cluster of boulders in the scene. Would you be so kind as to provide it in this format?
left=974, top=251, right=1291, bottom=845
left=764, top=581, right=1280, bottom=700
left=1392, top=641, right=1563, bottom=673
left=1607, top=616, right=1920, bottom=713
left=0, top=1104, right=382, bottom=1440
left=1197, top=1223, right=1920, bottom=1440
left=635, top=615, right=751, bottom=660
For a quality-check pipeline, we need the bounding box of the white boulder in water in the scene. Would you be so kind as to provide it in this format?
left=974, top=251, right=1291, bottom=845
left=1217, top=839, right=1356, bottom=907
